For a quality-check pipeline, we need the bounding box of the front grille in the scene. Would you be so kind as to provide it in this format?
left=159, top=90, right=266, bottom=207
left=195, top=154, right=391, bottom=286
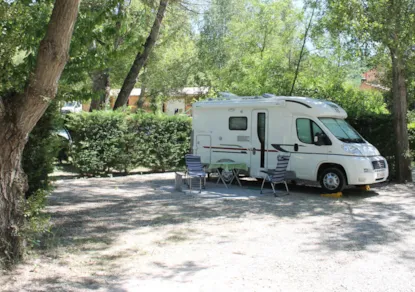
left=372, top=160, right=386, bottom=170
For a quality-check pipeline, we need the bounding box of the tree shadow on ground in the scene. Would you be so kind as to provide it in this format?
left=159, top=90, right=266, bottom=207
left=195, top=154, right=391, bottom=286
left=8, top=173, right=413, bottom=290
left=2, top=275, right=129, bottom=292
left=46, top=174, right=415, bottom=252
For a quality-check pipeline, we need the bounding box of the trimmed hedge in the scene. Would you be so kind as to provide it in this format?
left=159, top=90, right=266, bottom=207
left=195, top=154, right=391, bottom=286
left=348, top=113, right=415, bottom=179
left=348, top=115, right=396, bottom=177
left=129, top=113, right=191, bottom=172
left=66, top=111, right=191, bottom=175
left=409, top=112, right=415, bottom=160
left=66, top=111, right=129, bottom=175
left=66, top=110, right=413, bottom=179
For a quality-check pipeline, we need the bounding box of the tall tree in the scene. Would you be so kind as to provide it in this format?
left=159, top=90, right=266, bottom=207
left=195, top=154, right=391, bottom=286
left=113, top=0, right=169, bottom=109
left=321, top=0, right=414, bottom=182
left=0, top=0, right=80, bottom=266
left=139, top=3, right=200, bottom=103
left=57, top=0, right=152, bottom=110
left=290, top=5, right=316, bottom=96
left=197, top=0, right=301, bottom=95
left=198, top=0, right=236, bottom=71
left=89, top=0, right=128, bottom=111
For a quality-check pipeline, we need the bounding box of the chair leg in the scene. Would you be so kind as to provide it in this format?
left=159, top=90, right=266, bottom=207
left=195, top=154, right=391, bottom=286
left=189, top=177, right=192, bottom=193
left=271, top=183, right=276, bottom=196
left=284, top=181, right=289, bottom=194
left=260, top=177, right=266, bottom=194
left=199, top=176, right=202, bottom=193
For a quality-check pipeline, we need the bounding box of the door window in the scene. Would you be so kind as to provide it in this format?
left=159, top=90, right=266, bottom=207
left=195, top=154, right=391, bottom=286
left=296, top=118, right=326, bottom=144
left=257, top=113, right=266, bottom=167
left=296, top=119, right=312, bottom=144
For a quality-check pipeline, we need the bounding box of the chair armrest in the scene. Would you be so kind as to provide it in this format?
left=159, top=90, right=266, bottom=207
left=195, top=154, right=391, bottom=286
left=260, top=169, right=278, bottom=175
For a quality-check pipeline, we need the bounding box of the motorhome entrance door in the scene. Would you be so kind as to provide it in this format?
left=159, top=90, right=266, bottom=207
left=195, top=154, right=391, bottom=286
left=195, top=135, right=211, bottom=164
left=250, top=110, right=268, bottom=177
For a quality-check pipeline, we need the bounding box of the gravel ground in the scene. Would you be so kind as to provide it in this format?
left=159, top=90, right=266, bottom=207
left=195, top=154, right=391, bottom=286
left=1, top=173, right=415, bottom=292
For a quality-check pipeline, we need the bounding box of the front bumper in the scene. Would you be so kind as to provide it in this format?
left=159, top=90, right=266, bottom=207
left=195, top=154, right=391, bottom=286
left=346, top=156, right=389, bottom=185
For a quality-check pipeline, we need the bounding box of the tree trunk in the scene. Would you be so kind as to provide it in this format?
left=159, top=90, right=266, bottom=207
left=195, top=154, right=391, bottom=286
left=137, top=83, right=147, bottom=109
left=0, top=0, right=79, bottom=266
left=113, top=0, right=169, bottom=110
left=289, top=8, right=315, bottom=96
left=0, top=125, right=27, bottom=266
left=90, top=70, right=110, bottom=111
left=390, top=49, right=412, bottom=182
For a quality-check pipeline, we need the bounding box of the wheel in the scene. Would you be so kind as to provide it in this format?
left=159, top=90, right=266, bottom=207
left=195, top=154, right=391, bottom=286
left=319, top=167, right=346, bottom=193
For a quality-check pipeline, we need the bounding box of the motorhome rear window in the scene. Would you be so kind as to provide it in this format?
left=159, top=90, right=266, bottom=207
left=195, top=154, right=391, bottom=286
left=229, top=117, right=248, bottom=130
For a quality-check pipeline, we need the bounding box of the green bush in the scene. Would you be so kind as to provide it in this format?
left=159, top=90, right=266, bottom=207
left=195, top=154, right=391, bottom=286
left=21, top=102, right=62, bottom=251
left=22, top=189, right=51, bottom=249
left=348, top=114, right=397, bottom=177
left=348, top=112, right=415, bottom=178
left=409, top=111, right=415, bottom=159
left=129, top=113, right=191, bottom=172
left=23, top=102, right=63, bottom=197
left=66, top=111, right=192, bottom=175
left=66, top=111, right=131, bottom=175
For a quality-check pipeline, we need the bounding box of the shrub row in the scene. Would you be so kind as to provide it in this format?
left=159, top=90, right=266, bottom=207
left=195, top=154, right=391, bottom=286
left=22, top=102, right=63, bottom=248
left=23, top=102, right=63, bottom=197
left=65, top=109, right=413, bottom=178
left=66, top=111, right=191, bottom=175
left=348, top=113, right=415, bottom=179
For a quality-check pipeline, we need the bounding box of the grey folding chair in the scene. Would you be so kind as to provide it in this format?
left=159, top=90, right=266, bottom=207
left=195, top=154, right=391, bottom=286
left=184, top=154, right=207, bottom=193
left=260, top=155, right=290, bottom=197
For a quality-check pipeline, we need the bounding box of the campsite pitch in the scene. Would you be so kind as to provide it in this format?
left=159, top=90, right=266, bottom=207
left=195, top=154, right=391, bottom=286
left=1, top=173, right=414, bottom=292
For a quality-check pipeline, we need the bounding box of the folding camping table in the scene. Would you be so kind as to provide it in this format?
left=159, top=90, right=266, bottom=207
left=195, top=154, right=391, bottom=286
left=207, top=162, right=248, bottom=188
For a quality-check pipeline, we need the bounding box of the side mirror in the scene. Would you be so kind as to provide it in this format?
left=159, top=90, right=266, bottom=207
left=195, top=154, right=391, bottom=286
left=314, top=133, right=325, bottom=146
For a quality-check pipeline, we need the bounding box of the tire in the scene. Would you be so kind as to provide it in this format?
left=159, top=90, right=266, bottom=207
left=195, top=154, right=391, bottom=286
left=319, top=167, right=346, bottom=193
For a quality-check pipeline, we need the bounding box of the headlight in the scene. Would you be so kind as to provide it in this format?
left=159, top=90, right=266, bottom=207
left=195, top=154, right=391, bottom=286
left=342, top=144, right=363, bottom=155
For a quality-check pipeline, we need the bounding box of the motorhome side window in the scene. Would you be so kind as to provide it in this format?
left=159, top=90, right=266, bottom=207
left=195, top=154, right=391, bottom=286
left=229, top=117, right=248, bottom=131
left=296, top=118, right=324, bottom=144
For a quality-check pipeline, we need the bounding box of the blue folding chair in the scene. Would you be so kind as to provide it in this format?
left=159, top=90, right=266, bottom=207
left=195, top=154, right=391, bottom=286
left=184, top=154, right=207, bottom=193
left=260, top=155, right=291, bottom=197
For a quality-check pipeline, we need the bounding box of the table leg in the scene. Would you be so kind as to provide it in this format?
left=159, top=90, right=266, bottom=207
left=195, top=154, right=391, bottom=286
left=215, top=169, right=228, bottom=188
left=229, top=169, right=242, bottom=187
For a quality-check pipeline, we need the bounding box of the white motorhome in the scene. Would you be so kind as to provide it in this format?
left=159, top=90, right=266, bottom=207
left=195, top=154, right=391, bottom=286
left=60, top=101, right=82, bottom=114
left=192, top=94, right=389, bottom=192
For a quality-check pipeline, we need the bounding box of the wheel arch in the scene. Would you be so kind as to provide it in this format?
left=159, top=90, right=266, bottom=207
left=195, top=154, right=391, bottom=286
left=317, top=163, right=349, bottom=185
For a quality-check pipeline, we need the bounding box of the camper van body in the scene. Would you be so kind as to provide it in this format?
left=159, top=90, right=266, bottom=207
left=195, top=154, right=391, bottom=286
left=192, top=95, right=389, bottom=192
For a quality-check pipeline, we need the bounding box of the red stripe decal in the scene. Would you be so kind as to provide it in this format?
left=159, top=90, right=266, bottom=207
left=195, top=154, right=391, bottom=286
left=203, top=146, right=279, bottom=152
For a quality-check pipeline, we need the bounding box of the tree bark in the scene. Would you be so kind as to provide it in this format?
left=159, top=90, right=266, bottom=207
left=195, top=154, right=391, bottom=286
left=113, top=0, right=169, bottom=110
left=90, top=70, right=110, bottom=111
left=0, top=0, right=79, bottom=266
left=0, top=124, right=27, bottom=266
left=390, top=48, right=412, bottom=182
left=137, top=82, right=147, bottom=109
left=289, top=8, right=315, bottom=96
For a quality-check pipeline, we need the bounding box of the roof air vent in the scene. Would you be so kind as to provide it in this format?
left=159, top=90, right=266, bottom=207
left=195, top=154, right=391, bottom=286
left=219, top=92, right=239, bottom=99
left=327, top=103, right=340, bottom=113
left=262, top=93, right=277, bottom=98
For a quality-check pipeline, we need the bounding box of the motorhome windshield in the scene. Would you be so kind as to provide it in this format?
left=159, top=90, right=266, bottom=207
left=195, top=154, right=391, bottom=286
left=319, top=118, right=365, bottom=143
